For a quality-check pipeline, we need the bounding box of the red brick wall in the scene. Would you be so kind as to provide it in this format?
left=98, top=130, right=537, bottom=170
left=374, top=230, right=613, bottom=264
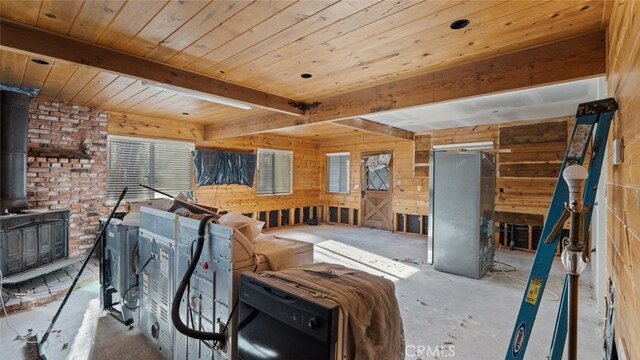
left=26, top=100, right=108, bottom=255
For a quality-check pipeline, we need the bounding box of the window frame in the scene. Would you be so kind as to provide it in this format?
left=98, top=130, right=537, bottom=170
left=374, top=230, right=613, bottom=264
left=256, top=148, right=294, bottom=196
left=326, top=152, right=350, bottom=194
left=106, top=135, right=194, bottom=204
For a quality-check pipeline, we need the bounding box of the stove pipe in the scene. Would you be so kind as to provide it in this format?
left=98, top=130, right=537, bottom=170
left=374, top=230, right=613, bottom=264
left=0, top=90, right=30, bottom=213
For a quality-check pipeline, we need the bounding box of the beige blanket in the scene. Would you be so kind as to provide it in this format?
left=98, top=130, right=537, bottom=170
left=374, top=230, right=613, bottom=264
left=262, top=263, right=404, bottom=360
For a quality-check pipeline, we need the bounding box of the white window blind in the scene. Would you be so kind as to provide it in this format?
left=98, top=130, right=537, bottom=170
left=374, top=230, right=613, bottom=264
left=257, top=149, right=292, bottom=195
left=327, top=153, right=350, bottom=193
left=107, top=135, right=194, bottom=202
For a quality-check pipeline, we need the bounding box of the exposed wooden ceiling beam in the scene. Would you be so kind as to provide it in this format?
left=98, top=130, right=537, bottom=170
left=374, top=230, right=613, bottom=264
left=334, top=118, right=414, bottom=140
left=0, top=19, right=305, bottom=116
left=204, top=31, right=606, bottom=140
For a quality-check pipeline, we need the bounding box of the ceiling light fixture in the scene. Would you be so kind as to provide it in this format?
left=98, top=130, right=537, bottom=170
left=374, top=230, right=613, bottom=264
left=300, top=73, right=313, bottom=79
left=141, top=81, right=252, bottom=110
left=31, top=58, right=50, bottom=65
left=450, top=19, right=470, bottom=30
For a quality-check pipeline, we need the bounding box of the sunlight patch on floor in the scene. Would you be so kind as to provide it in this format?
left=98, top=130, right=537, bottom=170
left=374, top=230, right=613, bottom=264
left=315, top=240, right=419, bottom=281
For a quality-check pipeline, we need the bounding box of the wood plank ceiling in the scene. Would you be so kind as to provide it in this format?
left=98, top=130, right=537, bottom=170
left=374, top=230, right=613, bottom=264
left=0, top=0, right=607, bottom=128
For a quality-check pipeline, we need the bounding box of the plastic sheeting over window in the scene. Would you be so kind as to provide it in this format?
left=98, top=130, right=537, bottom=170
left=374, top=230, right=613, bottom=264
left=193, top=149, right=257, bottom=187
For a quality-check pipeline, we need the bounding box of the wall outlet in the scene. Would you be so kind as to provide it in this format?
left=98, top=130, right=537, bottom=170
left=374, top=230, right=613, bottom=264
left=417, top=185, right=422, bottom=192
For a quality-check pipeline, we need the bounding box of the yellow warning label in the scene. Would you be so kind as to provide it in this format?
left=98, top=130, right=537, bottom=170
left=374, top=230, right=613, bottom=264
left=525, top=278, right=543, bottom=305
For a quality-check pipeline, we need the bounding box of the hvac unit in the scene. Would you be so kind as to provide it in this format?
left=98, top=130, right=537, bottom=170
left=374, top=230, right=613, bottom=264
left=429, top=151, right=496, bottom=279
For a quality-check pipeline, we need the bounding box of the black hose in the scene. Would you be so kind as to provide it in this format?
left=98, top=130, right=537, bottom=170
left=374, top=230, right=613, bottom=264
left=171, top=215, right=226, bottom=342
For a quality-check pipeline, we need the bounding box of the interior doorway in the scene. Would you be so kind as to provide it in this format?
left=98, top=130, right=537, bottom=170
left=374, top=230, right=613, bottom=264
left=361, top=153, right=393, bottom=231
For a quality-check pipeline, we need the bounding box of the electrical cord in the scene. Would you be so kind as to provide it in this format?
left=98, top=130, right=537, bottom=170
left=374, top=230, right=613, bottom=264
left=0, top=270, right=38, bottom=344
left=171, top=215, right=226, bottom=342
left=121, top=284, right=139, bottom=310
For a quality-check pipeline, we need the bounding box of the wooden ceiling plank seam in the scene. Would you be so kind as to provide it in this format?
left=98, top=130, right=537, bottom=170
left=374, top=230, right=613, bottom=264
left=36, top=0, right=84, bottom=34
left=96, top=0, right=170, bottom=49
left=143, top=0, right=253, bottom=63
left=83, top=75, right=137, bottom=109
left=202, top=30, right=605, bottom=140
left=55, top=65, right=100, bottom=102
left=0, top=19, right=306, bottom=115
left=38, top=61, right=80, bottom=101
left=70, top=70, right=119, bottom=105
left=259, top=0, right=580, bottom=96
left=266, top=0, right=601, bottom=98
left=178, top=0, right=299, bottom=73
left=135, top=93, right=193, bottom=117
left=198, top=0, right=344, bottom=73
left=0, top=0, right=43, bottom=25
left=109, top=87, right=163, bottom=112
left=98, top=80, right=150, bottom=110
left=67, top=0, right=127, bottom=43
left=124, top=91, right=179, bottom=115
left=121, top=0, right=213, bottom=57
left=218, top=0, right=432, bottom=82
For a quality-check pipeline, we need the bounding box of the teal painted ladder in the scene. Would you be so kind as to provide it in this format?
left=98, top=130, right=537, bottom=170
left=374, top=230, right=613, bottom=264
left=505, top=98, right=618, bottom=360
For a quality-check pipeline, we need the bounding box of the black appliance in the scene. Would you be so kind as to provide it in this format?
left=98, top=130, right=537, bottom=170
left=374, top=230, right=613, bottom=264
left=237, top=272, right=342, bottom=360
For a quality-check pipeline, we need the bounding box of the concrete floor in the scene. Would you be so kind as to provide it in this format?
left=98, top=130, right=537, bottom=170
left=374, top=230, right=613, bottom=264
left=0, top=224, right=603, bottom=359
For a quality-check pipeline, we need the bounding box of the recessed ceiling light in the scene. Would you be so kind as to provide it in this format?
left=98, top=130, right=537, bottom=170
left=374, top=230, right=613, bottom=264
left=31, top=58, right=50, bottom=65
left=44, top=13, right=57, bottom=19
left=492, top=110, right=499, bottom=114
left=450, top=19, right=470, bottom=30
left=300, top=73, right=313, bottom=79
left=182, top=112, right=190, bottom=115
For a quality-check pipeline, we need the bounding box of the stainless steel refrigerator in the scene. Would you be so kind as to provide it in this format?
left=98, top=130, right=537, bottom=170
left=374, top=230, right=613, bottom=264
left=428, top=151, right=495, bottom=279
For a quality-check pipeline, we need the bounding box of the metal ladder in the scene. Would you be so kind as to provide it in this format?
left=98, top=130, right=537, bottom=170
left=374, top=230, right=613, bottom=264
left=505, top=98, right=618, bottom=360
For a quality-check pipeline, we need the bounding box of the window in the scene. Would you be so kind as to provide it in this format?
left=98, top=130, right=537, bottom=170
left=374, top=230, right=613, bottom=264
left=257, top=149, right=293, bottom=195
left=326, top=152, right=350, bottom=193
left=107, top=135, right=194, bottom=202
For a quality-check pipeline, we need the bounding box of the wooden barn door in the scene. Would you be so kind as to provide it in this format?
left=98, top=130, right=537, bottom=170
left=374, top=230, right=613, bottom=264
left=361, top=153, right=393, bottom=231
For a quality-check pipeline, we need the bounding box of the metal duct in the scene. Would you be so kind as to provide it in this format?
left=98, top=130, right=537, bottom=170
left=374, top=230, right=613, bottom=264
left=0, top=90, right=30, bottom=213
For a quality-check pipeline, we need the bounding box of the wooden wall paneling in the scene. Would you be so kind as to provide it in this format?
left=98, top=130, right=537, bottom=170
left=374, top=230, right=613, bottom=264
left=414, top=134, right=431, bottom=177
left=606, top=1, right=640, bottom=359
left=193, top=134, right=321, bottom=213
left=108, top=112, right=203, bottom=142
